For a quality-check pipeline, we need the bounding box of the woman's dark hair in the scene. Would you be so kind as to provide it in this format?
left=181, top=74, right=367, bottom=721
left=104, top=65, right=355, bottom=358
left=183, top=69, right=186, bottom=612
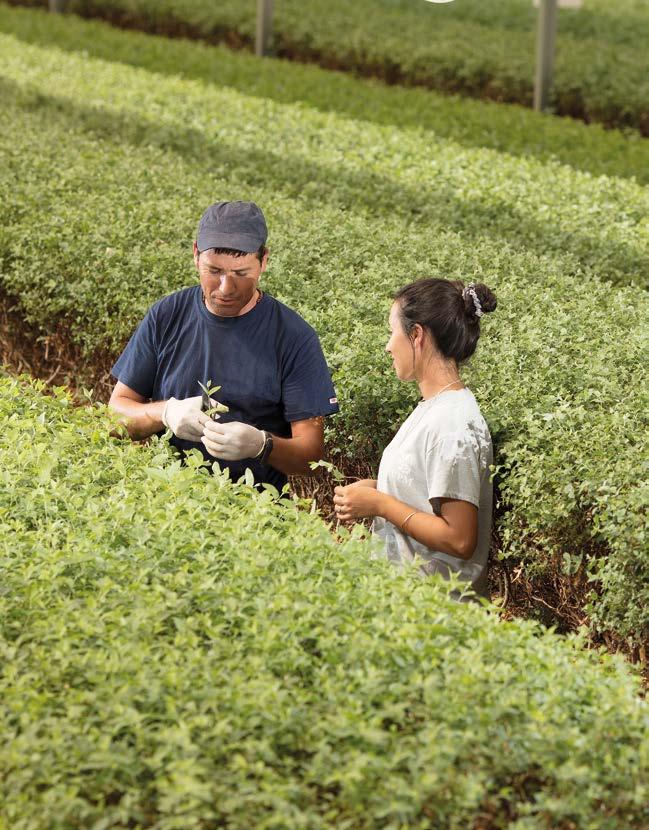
left=393, top=278, right=496, bottom=364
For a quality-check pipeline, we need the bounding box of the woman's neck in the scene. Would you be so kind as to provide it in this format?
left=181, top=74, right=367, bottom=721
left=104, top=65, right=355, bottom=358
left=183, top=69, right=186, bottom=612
left=418, top=361, right=464, bottom=400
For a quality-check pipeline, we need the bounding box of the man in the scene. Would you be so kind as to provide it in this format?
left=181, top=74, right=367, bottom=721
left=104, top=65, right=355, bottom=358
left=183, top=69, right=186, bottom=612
left=109, top=200, right=339, bottom=490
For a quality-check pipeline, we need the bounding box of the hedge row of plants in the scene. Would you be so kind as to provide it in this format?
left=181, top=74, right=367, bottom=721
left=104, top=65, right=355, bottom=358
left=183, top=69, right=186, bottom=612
left=2, top=4, right=649, bottom=187
left=1, top=31, right=647, bottom=294
left=0, top=375, right=648, bottom=829
left=4, top=0, right=649, bottom=134
left=0, top=31, right=647, bottom=642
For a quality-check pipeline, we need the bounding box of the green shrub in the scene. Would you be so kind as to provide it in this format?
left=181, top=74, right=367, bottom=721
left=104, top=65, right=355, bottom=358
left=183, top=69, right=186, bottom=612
left=0, top=376, right=648, bottom=829
left=2, top=4, right=649, bottom=186
left=0, top=33, right=647, bottom=297
left=3, top=0, right=649, bottom=134
left=0, top=32, right=647, bottom=641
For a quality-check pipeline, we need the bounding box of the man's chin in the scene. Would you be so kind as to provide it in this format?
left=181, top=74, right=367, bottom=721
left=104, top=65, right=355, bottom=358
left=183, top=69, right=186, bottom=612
left=204, top=290, right=258, bottom=317
left=206, top=300, right=243, bottom=316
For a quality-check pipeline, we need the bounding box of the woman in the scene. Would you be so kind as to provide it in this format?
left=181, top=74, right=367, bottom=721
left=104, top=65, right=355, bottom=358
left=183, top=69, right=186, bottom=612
left=333, top=278, right=496, bottom=598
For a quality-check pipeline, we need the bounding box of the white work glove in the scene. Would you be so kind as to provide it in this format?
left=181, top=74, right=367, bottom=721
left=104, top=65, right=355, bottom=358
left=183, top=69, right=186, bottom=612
left=201, top=419, right=265, bottom=461
left=162, top=395, right=209, bottom=441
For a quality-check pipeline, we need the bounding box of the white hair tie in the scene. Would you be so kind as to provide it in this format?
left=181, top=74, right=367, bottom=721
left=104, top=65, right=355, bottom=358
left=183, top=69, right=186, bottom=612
left=464, top=283, right=483, bottom=318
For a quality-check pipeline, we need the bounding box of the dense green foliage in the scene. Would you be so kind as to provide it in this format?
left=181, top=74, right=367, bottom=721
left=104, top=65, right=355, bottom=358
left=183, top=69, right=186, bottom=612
left=0, top=28, right=647, bottom=641
left=4, top=0, right=649, bottom=133
left=0, top=376, right=648, bottom=829
left=2, top=4, right=649, bottom=186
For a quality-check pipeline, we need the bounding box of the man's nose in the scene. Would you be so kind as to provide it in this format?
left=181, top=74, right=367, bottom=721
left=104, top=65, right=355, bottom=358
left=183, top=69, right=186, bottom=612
left=219, top=273, right=236, bottom=295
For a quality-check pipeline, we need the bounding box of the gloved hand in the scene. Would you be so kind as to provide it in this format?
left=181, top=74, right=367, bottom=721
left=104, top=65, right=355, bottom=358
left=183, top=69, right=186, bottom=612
left=202, top=419, right=265, bottom=461
left=162, top=395, right=209, bottom=441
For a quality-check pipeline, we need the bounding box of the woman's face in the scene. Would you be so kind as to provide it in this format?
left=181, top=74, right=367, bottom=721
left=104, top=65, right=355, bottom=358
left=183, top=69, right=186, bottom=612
left=386, top=302, right=415, bottom=381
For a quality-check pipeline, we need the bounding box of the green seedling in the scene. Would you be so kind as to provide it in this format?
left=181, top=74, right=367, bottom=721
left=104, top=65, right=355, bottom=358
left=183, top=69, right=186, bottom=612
left=198, top=380, right=229, bottom=421
left=309, top=459, right=346, bottom=484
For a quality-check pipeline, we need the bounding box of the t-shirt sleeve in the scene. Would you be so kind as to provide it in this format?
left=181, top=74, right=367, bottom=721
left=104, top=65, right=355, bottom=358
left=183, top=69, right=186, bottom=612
left=110, top=308, right=159, bottom=399
left=282, top=332, right=339, bottom=422
left=425, top=431, right=481, bottom=508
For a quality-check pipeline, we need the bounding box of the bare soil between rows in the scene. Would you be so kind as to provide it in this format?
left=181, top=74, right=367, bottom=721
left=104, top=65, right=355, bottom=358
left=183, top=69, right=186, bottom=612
left=1, top=292, right=646, bottom=685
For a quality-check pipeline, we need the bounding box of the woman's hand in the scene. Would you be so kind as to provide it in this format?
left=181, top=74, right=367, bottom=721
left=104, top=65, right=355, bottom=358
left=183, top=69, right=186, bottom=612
left=347, top=478, right=377, bottom=489
left=333, top=483, right=381, bottom=521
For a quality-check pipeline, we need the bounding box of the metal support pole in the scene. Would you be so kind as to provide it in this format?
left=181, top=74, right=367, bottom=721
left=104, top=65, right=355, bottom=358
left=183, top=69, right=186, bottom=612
left=49, top=0, right=65, bottom=11
left=255, top=0, right=274, bottom=57
left=534, top=0, right=558, bottom=111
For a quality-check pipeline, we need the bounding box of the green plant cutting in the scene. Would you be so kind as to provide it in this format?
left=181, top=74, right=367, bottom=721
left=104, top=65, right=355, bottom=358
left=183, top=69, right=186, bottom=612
left=197, top=380, right=230, bottom=421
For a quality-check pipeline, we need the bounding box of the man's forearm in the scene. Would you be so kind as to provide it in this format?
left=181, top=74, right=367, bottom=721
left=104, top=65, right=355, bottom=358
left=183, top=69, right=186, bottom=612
left=266, top=434, right=324, bottom=476
left=109, top=397, right=166, bottom=441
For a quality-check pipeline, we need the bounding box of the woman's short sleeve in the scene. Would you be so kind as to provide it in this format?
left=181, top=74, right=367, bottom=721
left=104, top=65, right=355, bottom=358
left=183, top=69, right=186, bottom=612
left=425, top=431, right=482, bottom=508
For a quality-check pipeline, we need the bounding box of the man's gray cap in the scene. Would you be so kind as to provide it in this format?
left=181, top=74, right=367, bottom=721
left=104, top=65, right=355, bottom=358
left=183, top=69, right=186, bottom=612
left=197, top=201, right=268, bottom=254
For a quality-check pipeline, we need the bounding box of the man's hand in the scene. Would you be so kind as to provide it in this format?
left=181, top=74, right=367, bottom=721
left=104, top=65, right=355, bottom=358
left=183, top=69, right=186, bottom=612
left=202, top=420, right=265, bottom=461
left=333, top=483, right=381, bottom=522
left=162, top=395, right=209, bottom=441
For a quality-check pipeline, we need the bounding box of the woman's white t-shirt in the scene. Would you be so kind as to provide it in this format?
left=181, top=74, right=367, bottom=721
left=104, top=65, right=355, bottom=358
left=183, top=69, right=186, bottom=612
left=372, top=388, right=493, bottom=597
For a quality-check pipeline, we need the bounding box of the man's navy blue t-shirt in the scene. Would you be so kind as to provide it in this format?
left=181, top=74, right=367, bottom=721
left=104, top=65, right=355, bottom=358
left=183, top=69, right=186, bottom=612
left=111, top=286, right=339, bottom=490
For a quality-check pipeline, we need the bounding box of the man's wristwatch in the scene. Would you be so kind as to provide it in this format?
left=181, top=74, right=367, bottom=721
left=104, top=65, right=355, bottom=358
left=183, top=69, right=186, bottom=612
left=255, top=430, right=274, bottom=464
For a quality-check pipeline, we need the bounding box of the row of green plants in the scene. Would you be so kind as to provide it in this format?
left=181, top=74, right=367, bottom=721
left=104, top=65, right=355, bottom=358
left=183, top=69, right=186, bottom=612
left=0, top=376, right=647, bottom=829
left=2, top=4, right=648, bottom=187
left=0, top=31, right=647, bottom=642
left=4, top=0, right=649, bottom=134
left=1, top=29, right=647, bottom=294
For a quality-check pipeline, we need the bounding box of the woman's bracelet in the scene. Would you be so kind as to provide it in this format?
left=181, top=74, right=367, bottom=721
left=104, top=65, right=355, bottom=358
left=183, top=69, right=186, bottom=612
left=401, top=510, right=419, bottom=532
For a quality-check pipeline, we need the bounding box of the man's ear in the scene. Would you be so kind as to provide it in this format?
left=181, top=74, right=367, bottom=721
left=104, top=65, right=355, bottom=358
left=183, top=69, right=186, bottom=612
left=193, top=241, right=200, bottom=270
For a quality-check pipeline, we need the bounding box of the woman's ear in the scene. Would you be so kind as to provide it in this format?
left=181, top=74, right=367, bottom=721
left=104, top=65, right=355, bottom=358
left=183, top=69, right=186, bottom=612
left=410, top=322, right=425, bottom=349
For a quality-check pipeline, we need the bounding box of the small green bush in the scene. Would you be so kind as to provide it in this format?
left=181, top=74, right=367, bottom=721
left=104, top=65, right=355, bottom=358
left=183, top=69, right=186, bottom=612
left=3, top=0, right=649, bottom=134
left=0, top=376, right=648, bottom=829
left=0, top=31, right=647, bottom=641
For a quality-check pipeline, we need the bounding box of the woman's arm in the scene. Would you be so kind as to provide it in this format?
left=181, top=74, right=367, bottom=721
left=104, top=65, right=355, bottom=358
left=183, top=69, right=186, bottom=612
left=333, top=486, right=477, bottom=560
left=389, top=496, right=477, bottom=560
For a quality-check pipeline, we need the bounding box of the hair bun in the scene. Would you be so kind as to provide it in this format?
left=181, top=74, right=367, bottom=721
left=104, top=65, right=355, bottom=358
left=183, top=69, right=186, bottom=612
left=462, top=282, right=497, bottom=320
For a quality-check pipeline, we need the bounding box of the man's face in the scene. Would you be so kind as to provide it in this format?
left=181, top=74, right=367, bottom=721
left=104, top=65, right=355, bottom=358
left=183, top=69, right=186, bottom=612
left=194, top=244, right=267, bottom=317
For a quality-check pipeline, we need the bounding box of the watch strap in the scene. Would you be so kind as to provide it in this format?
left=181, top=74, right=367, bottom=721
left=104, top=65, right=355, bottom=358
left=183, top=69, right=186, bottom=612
left=258, top=431, right=274, bottom=465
